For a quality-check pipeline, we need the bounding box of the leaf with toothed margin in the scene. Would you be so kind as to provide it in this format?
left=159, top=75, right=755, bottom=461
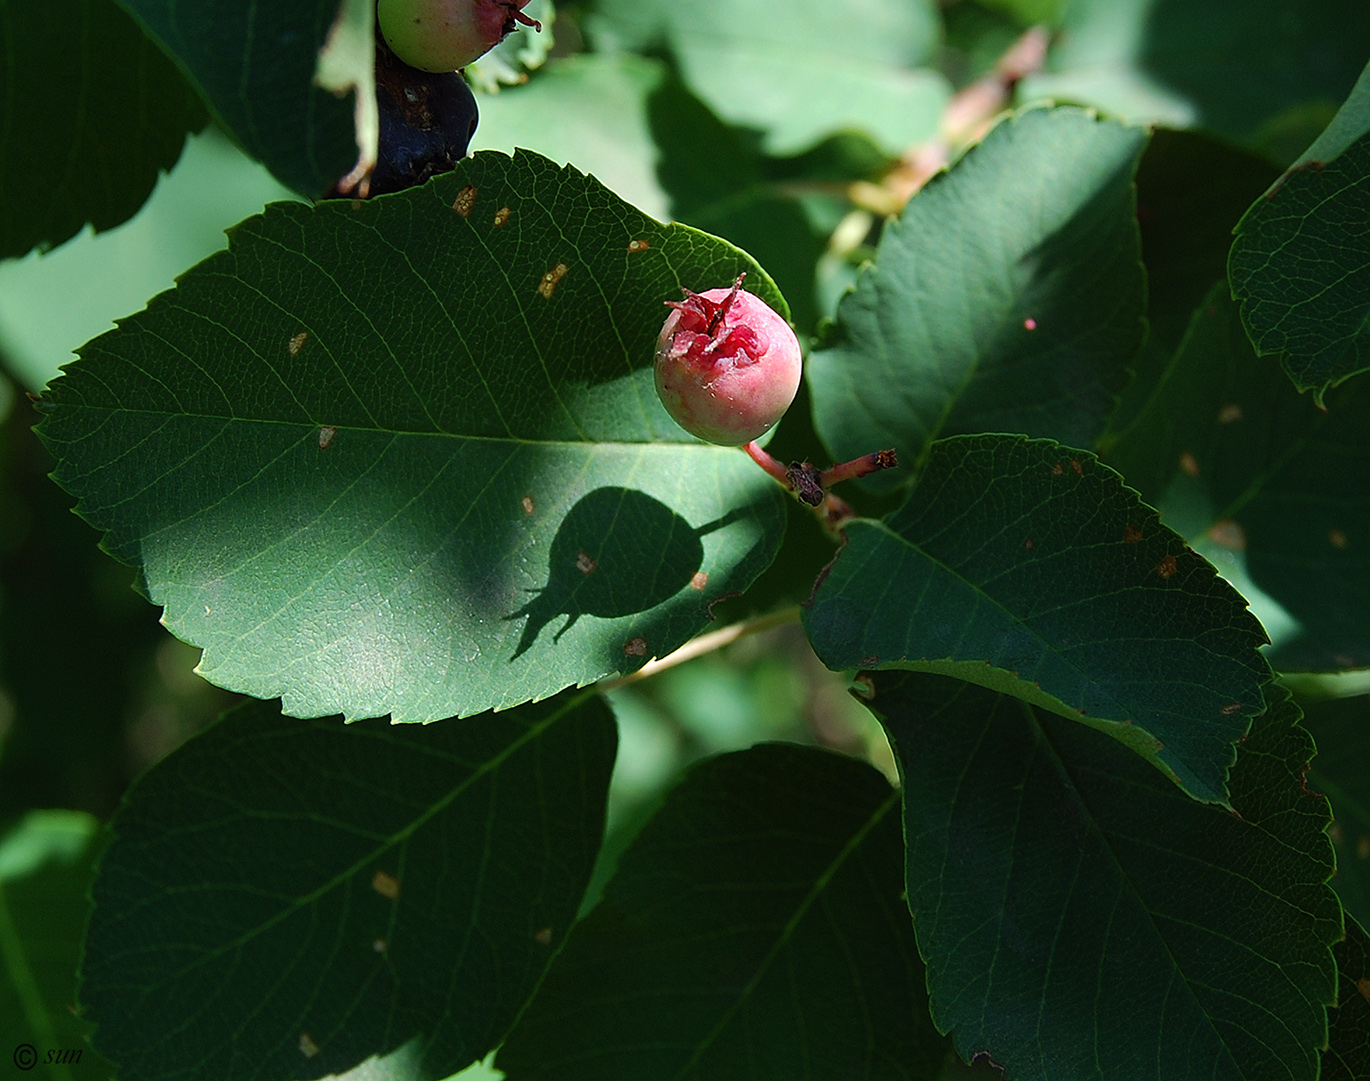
left=78, top=690, right=616, bottom=1081
left=802, top=433, right=1271, bottom=805
left=870, top=672, right=1339, bottom=1081
left=36, top=149, right=789, bottom=723
left=806, top=106, right=1148, bottom=495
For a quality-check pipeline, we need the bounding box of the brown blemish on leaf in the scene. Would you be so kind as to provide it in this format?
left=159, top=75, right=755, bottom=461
left=1123, top=524, right=1143, bottom=544
left=1070, top=458, right=1083, bottom=476
left=453, top=184, right=477, bottom=216
left=1156, top=554, right=1178, bottom=580
left=1217, top=403, right=1243, bottom=424
left=533, top=927, right=554, bottom=945
left=521, top=495, right=535, bottom=515
left=627, top=238, right=651, bottom=252
left=624, top=636, right=648, bottom=657
left=1219, top=701, right=1244, bottom=716
left=852, top=673, right=876, bottom=700
left=690, top=571, right=708, bottom=590
left=1051, top=462, right=1064, bottom=476
left=288, top=331, right=308, bottom=356
left=318, top=426, right=337, bottom=450
left=858, top=655, right=879, bottom=668
left=1023, top=537, right=1034, bottom=550
left=1358, top=977, right=1370, bottom=1001
left=299, top=1034, right=320, bottom=1058
left=1330, top=528, right=1348, bottom=549
left=372, top=870, right=400, bottom=900
left=1208, top=520, right=1245, bottom=550
left=1023, top=317, right=1037, bottom=330
left=538, top=263, right=569, bottom=298
left=576, top=551, right=597, bottom=575
left=1180, top=452, right=1200, bottom=477
left=493, top=206, right=511, bottom=227
left=373, top=938, right=388, bottom=954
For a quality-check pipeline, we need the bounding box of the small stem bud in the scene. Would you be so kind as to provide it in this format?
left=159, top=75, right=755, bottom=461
left=819, top=449, right=898, bottom=487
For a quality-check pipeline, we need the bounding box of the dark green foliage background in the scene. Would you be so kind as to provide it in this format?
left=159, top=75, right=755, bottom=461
left=3, top=1, right=1370, bottom=1080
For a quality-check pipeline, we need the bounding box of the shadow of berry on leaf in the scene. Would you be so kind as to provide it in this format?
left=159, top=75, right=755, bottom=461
left=507, top=487, right=738, bottom=660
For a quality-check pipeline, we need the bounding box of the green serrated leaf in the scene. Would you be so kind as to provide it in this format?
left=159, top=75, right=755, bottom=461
left=873, top=672, right=1340, bottom=1081
left=803, top=433, right=1270, bottom=805
left=79, top=691, right=616, bottom=1081
left=1324, top=913, right=1370, bottom=1081
left=1230, top=130, right=1370, bottom=402
left=496, top=743, right=950, bottom=1080
left=38, top=150, right=789, bottom=722
left=0, top=811, right=113, bottom=1081
left=0, top=0, right=207, bottom=259
left=808, top=107, right=1147, bottom=494
left=1105, top=287, right=1370, bottom=671
left=116, top=0, right=358, bottom=197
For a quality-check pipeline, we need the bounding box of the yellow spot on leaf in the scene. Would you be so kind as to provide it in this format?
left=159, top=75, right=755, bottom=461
left=1217, top=403, right=1243, bottom=424
left=1180, top=452, right=1200, bottom=477
left=1330, top=528, right=1348, bottom=549
left=493, top=206, right=511, bottom=227
left=627, top=238, right=650, bottom=252
left=538, top=263, right=569, bottom=298
left=534, top=927, right=554, bottom=945
left=453, top=184, right=477, bottom=217
left=372, top=870, right=400, bottom=900
left=299, top=1033, right=320, bottom=1058
left=288, top=331, right=308, bottom=356
left=521, top=495, right=535, bottom=515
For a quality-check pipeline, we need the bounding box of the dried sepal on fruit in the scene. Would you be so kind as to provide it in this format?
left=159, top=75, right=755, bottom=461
left=654, top=274, right=802, bottom=446
left=377, top=0, right=541, bottom=74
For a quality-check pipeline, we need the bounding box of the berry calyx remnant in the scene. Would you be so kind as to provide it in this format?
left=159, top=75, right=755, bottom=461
left=654, top=274, right=803, bottom=446
left=377, top=0, right=541, bottom=74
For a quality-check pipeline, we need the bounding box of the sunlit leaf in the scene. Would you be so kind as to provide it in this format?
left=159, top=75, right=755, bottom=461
left=38, top=151, right=789, bottom=722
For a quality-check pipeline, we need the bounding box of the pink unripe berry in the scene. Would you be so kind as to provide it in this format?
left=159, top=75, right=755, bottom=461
left=377, top=0, right=541, bottom=73
left=654, top=275, right=802, bottom=446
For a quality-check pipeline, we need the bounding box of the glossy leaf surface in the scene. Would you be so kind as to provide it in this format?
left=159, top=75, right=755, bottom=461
left=80, top=692, right=616, bottom=1081
left=497, top=743, right=948, bottom=1080
left=807, top=107, right=1146, bottom=493
left=38, top=151, right=789, bottom=722
left=803, top=433, right=1270, bottom=805
left=874, top=672, right=1339, bottom=1081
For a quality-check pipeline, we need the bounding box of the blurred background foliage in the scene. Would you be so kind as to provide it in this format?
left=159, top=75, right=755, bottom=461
left=2, top=1, right=1370, bottom=1076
